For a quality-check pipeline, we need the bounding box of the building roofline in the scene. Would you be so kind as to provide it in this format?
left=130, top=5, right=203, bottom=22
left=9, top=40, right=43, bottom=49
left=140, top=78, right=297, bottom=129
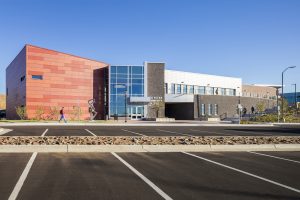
left=25, top=44, right=109, bottom=66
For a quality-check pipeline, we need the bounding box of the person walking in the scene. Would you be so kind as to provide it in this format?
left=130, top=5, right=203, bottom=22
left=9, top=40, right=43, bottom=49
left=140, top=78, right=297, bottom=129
left=59, top=107, right=67, bottom=123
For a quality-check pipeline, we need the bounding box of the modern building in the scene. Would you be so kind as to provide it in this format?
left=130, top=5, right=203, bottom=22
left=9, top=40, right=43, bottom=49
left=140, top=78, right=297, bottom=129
left=6, top=45, right=277, bottom=120
left=283, top=92, right=300, bottom=107
left=6, top=45, right=108, bottom=120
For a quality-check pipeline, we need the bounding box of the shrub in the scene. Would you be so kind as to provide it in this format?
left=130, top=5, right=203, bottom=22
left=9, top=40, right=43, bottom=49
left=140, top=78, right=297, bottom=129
left=35, top=106, right=45, bottom=120
left=47, top=106, right=60, bottom=120
left=15, top=106, right=27, bottom=120
left=70, top=106, right=82, bottom=121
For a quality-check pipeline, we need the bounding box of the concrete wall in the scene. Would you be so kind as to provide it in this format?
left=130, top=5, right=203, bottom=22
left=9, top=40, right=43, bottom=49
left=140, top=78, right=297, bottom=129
left=194, top=95, right=277, bottom=119
left=146, top=62, right=165, bottom=118
left=6, top=46, right=27, bottom=119
left=242, top=85, right=277, bottom=99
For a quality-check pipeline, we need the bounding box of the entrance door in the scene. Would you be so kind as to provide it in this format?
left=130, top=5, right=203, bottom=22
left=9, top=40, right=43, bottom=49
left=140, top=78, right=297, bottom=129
left=131, top=106, right=144, bottom=120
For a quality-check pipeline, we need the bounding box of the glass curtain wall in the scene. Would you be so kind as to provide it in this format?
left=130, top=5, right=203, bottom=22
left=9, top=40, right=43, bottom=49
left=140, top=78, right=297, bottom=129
left=109, top=66, right=144, bottom=117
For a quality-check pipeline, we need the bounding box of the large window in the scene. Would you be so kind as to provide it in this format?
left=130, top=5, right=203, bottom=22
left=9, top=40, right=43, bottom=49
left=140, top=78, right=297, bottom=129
left=165, top=83, right=168, bottom=94
left=171, top=84, right=175, bottom=94
left=109, top=66, right=144, bottom=116
left=183, top=85, right=187, bottom=94
left=208, top=104, right=212, bottom=115
left=214, top=104, right=218, bottom=115
left=176, top=84, right=181, bottom=94
left=188, top=85, right=194, bottom=94
left=201, top=104, right=205, bottom=116
left=206, top=87, right=213, bottom=95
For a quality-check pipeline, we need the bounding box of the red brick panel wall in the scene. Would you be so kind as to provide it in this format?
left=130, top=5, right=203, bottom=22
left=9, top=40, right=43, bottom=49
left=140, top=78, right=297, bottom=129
left=6, top=47, right=27, bottom=119
left=26, top=45, right=108, bottom=120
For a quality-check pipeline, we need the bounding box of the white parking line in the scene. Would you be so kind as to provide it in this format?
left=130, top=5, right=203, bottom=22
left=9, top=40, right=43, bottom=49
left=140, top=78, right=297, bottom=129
left=182, top=152, right=300, bottom=194
left=121, top=129, right=146, bottom=136
left=189, top=129, right=232, bottom=136
left=248, top=151, right=300, bottom=164
left=41, top=129, right=48, bottom=137
left=8, top=152, right=38, bottom=200
left=0, top=128, right=13, bottom=135
left=85, top=129, right=97, bottom=136
left=112, top=152, right=173, bottom=200
left=157, top=129, right=193, bottom=137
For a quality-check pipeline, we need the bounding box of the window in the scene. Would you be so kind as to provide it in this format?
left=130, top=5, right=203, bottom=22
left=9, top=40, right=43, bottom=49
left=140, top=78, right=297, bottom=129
left=188, top=85, right=194, bottom=94
left=109, top=65, right=144, bottom=117
left=206, top=87, right=213, bottom=95
left=208, top=104, right=212, bottom=115
left=201, top=104, right=205, bottom=116
left=165, top=83, right=168, bottom=94
left=176, top=84, right=181, bottom=94
left=195, top=86, right=205, bottom=95
left=214, top=87, right=219, bottom=95
left=221, top=88, right=226, bottom=95
left=20, top=75, right=25, bottom=82
left=214, top=104, right=218, bottom=115
left=171, top=84, right=175, bottom=94
left=32, top=75, right=43, bottom=80
left=183, top=85, right=187, bottom=94
left=6, top=88, right=8, bottom=96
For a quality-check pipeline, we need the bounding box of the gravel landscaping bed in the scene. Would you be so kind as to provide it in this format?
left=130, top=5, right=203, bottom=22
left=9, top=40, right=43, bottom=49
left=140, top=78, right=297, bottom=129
left=0, top=136, right=300, bottom=145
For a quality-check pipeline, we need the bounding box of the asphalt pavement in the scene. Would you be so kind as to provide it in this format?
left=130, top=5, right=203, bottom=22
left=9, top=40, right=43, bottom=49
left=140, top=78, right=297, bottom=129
left=1, top=152, right=299, bottom=200
left=1, top=125, right=300, bottom=136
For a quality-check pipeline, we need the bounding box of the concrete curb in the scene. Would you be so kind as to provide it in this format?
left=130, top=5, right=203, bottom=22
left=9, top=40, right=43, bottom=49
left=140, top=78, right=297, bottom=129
left=0, top=123, right=275, bottom=127
left=0, top=144, right=299, bottom=152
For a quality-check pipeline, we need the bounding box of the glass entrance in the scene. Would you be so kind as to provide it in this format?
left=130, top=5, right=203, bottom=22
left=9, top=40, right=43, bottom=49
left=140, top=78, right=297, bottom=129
left=131, top=106, right=144, bottom=120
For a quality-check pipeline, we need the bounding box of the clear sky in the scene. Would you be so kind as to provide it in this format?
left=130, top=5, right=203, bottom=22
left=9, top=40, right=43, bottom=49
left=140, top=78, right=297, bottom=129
left=0, top=0, right=299, bottom=94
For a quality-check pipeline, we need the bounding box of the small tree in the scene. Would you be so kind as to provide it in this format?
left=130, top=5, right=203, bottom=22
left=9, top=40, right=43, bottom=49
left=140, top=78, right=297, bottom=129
left=70, top=106, right=82, bottom=121
left=15, top=106, right=27, bottom=120
left=35, top=106, right=45, bottom=120
left=256, top=102, right=265, bottom=114
left=150, top=100, right=164, bottom=118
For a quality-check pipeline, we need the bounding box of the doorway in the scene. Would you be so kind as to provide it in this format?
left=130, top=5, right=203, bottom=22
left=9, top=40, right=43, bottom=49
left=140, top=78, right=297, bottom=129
left=131, top=106, right=144, bottom=120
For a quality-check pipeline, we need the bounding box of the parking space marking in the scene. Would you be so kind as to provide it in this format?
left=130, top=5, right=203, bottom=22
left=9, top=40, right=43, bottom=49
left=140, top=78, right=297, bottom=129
left=182, top=152, right=300, bottom=194
left=157, top=129, right=193, bottom=137
left=8, top=152, right=38, bottom=200
left=0, top=128, right=13, bottom=135
left=121, top=129, right=146, bottom=136
left=85, top=129, right=97, bottom=136
left=41, top=129, right=48, bottom=137
left=248, top=151, right=300, bottom=164
left=189, top=129, right=232, bottom=136
left=112, top=152, right=173, bottom=200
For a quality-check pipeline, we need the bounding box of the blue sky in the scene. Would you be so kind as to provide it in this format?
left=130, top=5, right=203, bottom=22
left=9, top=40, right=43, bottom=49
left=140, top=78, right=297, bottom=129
left=0, top=0, right=299, bottom=93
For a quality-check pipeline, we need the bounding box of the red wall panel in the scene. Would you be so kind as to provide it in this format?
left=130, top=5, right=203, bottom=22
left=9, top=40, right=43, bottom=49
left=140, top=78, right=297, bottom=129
left=7, top=44, right=109, bottom=120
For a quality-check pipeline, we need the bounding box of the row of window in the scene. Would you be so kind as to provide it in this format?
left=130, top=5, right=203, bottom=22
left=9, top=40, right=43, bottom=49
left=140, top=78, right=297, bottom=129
left=200, top=104, right=218, bottom=116
left=110, top=66, right=144, bottom=74
left=166, top=83, right=236, bottom=96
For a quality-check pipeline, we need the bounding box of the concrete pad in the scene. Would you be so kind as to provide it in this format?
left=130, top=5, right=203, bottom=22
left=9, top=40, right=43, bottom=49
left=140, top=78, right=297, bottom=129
left=0, top=145, right=68, bottom=152
left=142, top=145, right=212, bottom=152
left=67, top=145, right=146, bottom=152
left=210, top=144, right=276, bottom=151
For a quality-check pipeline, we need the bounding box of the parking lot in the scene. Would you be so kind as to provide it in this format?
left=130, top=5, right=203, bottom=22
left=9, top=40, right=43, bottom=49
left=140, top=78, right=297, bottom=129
left=1, top=125, right=300, bottom=137
left=0, top=151, right=299, bottom=200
